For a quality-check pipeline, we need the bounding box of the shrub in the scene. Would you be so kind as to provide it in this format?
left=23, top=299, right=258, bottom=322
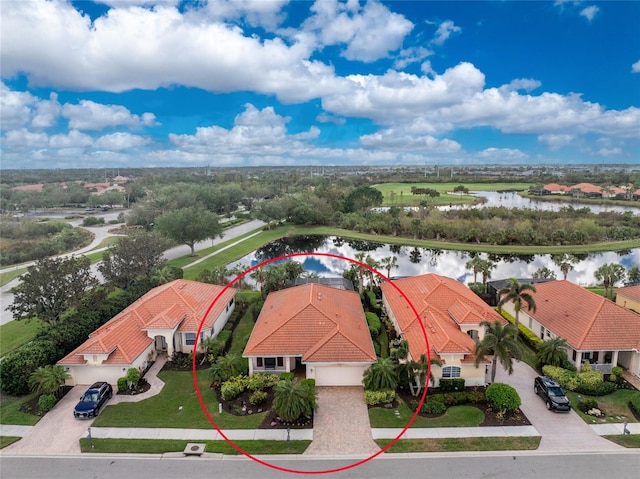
left=249, top=390, right=268, bottom=406
left=220, top=376, right=246, bottom=401
left=117, top=377, right=128, bottom=393
left=38, top=394, right=57, bottom=412
left=126, top=367, right=141, bottom=388
left=611, top=366, right=623, bottom=378
left=498, top=309, right=542, bottom=349
left=422, top=395, right=446, bottom=414
left=629, top=394, right=640, bottom=419
left=246, top=373, right=269, bottom=392
left=300, top=378, right=316, bottom=389
left=82, top=216, right=105, bottom=227
left=577, top=398, right=599, bottom=413
left=365, top=312, right=381, bottom=337
left=575, top=381, right=616, bottom=396
left=364, top=389, right=396, bottom=406
left=486, top=383, right=521, bottom=412
left=439, top=378, right=465, bottom=392
left=608, top=373, right=618, bottom=383
left=467, top=390, right=486, bottom=404
left=279, top=372, right=295, bottom=381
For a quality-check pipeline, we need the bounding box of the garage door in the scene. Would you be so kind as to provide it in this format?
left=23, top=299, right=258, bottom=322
left=313, top=364, right=366, bottom=386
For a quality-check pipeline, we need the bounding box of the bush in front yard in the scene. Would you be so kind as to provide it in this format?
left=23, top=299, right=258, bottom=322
left=629, top=394, right=640, bottom=419
left=486, top=383, right=521, bottom=412
left=220, top=376, right=246, bottom=401
left=364, top=389, right=396, bottom=406
left=38, top=394, right=57, bottom=412
left=117, top=377, right=128, bottom=393
left=249, top=390, right=268, bottom=406
left=422, top=395, right=446, bottom=414
left=577, top=398, right=599, bottom=413
left=439, top=378, right=465, bottom=391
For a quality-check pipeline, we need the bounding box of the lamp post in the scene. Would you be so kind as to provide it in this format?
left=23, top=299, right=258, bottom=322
left=87, top=427, right=93, bottom=449
left=286, top=427, right=291, bottom=450
left=623, top=422, right=630, bottom=445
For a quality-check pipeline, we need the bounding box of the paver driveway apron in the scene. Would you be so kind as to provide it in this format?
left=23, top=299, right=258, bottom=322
left=3, top=385, right=94, bottom=454
left=304, top=386, right=380, bottom=456
left=495, top=360, right=621, bottom=451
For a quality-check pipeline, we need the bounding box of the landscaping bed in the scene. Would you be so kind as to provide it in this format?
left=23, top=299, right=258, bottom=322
left=17, top=386, right=73, bottom=417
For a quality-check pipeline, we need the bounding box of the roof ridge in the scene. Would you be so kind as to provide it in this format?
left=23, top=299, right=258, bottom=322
left=576, top=293, right=607, bottom=347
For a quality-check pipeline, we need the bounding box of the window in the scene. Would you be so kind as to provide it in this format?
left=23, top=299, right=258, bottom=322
left=540, top=326, right=545, bottom=340
left=442, top=366, right=461, bottom=378
left=265, top=358, right=276, bottom=369
left=229, top=298, right=234, bottom=308
left=185, top=333, right=196, bottom=346
left=256, top=358, right=263, bottom=367
left=277, top=357, right=284, bottom=367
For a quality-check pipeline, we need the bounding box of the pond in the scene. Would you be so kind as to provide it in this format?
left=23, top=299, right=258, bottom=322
left=229, top=236, right=640, bottom=288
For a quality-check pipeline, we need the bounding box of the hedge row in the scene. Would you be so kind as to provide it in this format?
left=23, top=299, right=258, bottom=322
left=497, top=309, right=542, bottom=349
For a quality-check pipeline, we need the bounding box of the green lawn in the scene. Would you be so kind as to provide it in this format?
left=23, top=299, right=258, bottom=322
left=369, top=400, right=485, bottom=428
left=79, top=438, right=310, bottom=454
left=0, top=268, right=25, bottom=287
left=603, top=435, right=640, bottom=448
left=0, top=394, right=42, bottom=425
left=373, top=182, right=534, bottom=207
left=228, top=298, right=258, bottom=356
left=0, top=318, right=43, bottom=356
left=376, top=436, right=540, bottom=453
left=92, top=369, right=265, bottom=429
left=566, top=389, right=640, bottom=424
left=0, top=436, right=22, bottom=449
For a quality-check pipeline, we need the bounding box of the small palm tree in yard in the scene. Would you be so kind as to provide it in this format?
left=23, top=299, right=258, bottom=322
left=536, top=337, right=569, bottom=368
left=213, top=352, right=248, bottom=381
left=407, top=354, right=442, bottom=396
left=497, top=278, right=537, bottom=341
left=474, top=320, right=521, bottom=383
left=363, top=357, right=398, bottom=391
left=29, top=365, right=70, bottom=398
left=274, top=379, right=316, bottom=423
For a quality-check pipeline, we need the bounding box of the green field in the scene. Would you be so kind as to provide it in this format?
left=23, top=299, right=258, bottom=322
left=373, top=182, right=534, bottom=206
left=376, top=436, right=540, bottom=453
left=0, top=318, right=43, bottom=356
left=79, top=438, right=311, bottom=454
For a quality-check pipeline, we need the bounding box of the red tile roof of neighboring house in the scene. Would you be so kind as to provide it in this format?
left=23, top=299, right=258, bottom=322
left=524, top=280, right=640, bottom=351
left=11, top=184, right=44, bottom=192
left=615, top=285, right=640, bottom=303
left=543, top=183, right=571, bottom=193
left=243, top=284, right=375, bottom=363
left=59, top=280, right=236, bottom=366
left=380, top=274, right=502, bottom=363
left=570, top=183, right=603, bottom=194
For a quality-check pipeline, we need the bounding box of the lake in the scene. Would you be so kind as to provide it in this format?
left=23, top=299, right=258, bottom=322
left=229, top=235, right=639, bottom=288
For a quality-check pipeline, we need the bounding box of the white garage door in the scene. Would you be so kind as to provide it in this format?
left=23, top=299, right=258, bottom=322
left=313, top=364, right=366, bottom=386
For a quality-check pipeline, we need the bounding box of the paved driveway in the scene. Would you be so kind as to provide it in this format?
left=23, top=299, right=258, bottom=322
left=3, top=385, right=93, bottom=454
left=495, top=360, right=621, bottom=451
left=304, top=387, right=379, bottom=456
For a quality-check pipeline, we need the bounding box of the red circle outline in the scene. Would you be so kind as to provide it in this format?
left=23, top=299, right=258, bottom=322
left=192, top=252, right=430, bottom=475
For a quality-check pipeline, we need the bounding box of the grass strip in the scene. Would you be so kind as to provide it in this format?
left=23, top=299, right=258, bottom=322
left=375, top=436, right=540, bottom=453
left=0, top=394, right=42, bottom=426
left=602, top=435, right=640, bottom=448
left=0, top=318, right=43, bottom=356
left=0, top=436, right=22, bottom=449
left=79, top=438, right=310, bottom=454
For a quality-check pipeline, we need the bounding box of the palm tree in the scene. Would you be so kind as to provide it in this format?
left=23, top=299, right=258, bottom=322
left=274, top=379, right=315, bottom=422
left=365, top=255, right=380, bottom=290
left=407, top=354, right=442, bottom=396
left=29, top=365, right=70, bottom=398
left=552, top=254, right=578, bottom=280
left=354, top=251, right=367, bottom=293
left=466, top=256, right=484, bottom=284
left=215, top=352, right=248, bottom=380
left=497, top=278, right=537, bottom=341
left=474, top=320, right=521, bottom=383
left=594, top=263, right=626, bottom=299
left=478, top=259, right=496, bottom=293
left=380, top=256, right=398, bottom=279
left=536, top=337, right=569, bottom=368
left=363, top=357, right=398, bottom=391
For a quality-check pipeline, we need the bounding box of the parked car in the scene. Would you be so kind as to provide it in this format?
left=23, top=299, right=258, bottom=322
left=534, top=376, right=571, bottom=412
left=73, top=382, right=113, bottom=419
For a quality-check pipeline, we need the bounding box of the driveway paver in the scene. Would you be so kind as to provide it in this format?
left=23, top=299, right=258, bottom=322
left=495, top=360, right=621, bottom=451
left=303, top=386, right=379, bottom=456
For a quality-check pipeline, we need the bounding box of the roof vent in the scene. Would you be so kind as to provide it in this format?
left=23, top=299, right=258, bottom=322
left=317, top=293, right=322, bottom=301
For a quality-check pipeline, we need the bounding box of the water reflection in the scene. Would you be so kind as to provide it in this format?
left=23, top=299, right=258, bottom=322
left=442, top=191, right=640, bottom=215
left=230, top=236, right=639, bottom=288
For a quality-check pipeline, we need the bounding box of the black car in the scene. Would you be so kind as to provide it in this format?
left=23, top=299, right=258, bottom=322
left=534, top=376, right=571, bottom=412
left=73, top=382, right=113, bottom=419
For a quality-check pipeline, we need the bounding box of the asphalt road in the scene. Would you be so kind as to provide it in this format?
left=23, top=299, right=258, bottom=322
left=1, top=452, right=639, bottom=479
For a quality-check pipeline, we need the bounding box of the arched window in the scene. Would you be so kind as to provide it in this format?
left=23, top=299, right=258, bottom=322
left=442, top=366, right=461, bottom=378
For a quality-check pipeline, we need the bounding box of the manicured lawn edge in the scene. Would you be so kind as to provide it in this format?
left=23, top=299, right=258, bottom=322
left=79, top=438, right=311, bottom=454
left=0, top=436, right=22, bottom=449
left=369, top=401, right=485, bottom=428
left=0, top=394, right=42, bottom=426
left=565, top=390, right=640, bottom=424
left=602, top=435, right=640, bottom=448
left=375, top=436, right=540, bottom=453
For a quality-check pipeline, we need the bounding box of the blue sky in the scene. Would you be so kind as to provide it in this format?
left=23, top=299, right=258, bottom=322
left=1, top=0, right=639, bottom=169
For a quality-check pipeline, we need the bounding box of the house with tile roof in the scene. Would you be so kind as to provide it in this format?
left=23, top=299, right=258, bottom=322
left=58, top=279, right=236, bottom=386
left=499, top=280, right=640, bottom=378
left=615, top=285, right=640, bottom=314
left=380, top=274, right=504, bottom=387
left=243, top=283, right=376, bottom=386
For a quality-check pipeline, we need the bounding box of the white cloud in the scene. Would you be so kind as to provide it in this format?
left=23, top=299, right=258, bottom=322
left=360, top=129, right=461, bottom=154
left=393, top=46, right=434, bottom=70
left=95, top=132, right=150, bottom=150
left=477, top=148, right=528, bottom=162
left=303, top=0, right=413, bottom=62
left=632, top=60, right=640, bottom=73
left=31, top=92, right=61, bottom=129
left=316, top=113, right=346, bottom=125
left=61, top=100, right=157, bottom=130
left=48, top=130, right=93, bottom=148
left=194, top=0, right=289, bottom=30
left=595, top=147, right=622, bottom=157
left=501, top=78, right=542, bottom=93
left=431, top=20, right=461, bottom=46
left=580, top=5, right=599, bottom=22
left=538, top=133, right=574, bottom=150
left=3, top=128, right=49, bottom=147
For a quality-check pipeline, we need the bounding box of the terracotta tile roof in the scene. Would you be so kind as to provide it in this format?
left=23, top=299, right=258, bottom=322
left=525, top=280, right=640, bottom=351
left=58, top=280, right=236, bottom=366
left=11, top=183, right=44, bottom=192
left=570, top=183, right=603, bottom=194
left=243, top=284, right=375, bottom=363
left=543, top=183, right=571, bottom=192
left=380, top=274, right=503, bottom=362
left=615, top=285, right=640, bottom=302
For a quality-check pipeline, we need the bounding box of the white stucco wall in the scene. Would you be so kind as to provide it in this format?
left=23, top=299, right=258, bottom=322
left=307, top=362, right=371, bottom=386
